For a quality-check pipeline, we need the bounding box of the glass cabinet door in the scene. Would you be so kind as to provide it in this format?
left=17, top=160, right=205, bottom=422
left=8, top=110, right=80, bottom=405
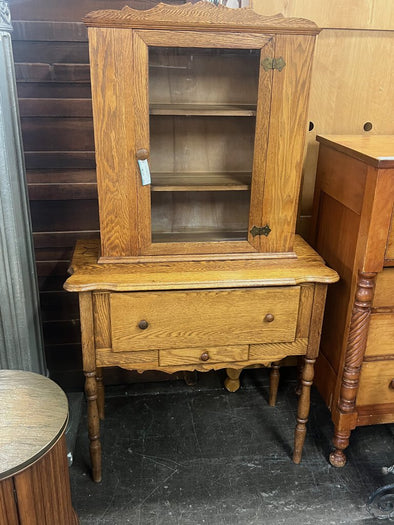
left=147, top=47, right=259, bottom=247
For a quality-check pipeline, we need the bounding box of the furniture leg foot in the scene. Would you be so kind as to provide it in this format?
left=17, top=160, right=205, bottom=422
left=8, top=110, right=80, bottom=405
left=293, top=356, right=315, bottom=464
left=183, top=370, right=198, bottom=386
left=329, top=430, right=350, bottom=467
left=96, top=367, right=105, bottom=420
left=85, top=370, right=102, bottom=482
left=269, top=361, right=280, bottom=406
left=224, top=368, right=242, bottom=392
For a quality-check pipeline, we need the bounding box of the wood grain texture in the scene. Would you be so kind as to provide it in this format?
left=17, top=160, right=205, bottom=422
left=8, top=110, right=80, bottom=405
left=110, top=287, right=300, bottom=351
left=83, top=2, right=319, bottom=34
left=0, top=371, right=68, bottom=480
left=365, top=314, right=394, bottom=358
left=159, top=345, right=249, bottom=366
left=12, top=435, right=78, bottom=525
left=93, top=292, right=111, bottom=349
left=260, top=34, right=315, bottom=253
left=0, top=478, right=19, bottom=525
left=373, top=269, right=394, bottom=307
left=79, top=292, right=101, bottom=483
left=249, top=338, right=308, bottom=360
left=316, top=135, right=394, bottom=169
left=64, top=236, right=338, bottom=292
left=357, top=361, right=394, bottom=406
left=248, top=37, right=274, bottom=251
left=253, top=0, right=394, bottom=30
left=88, top=27, right=137, bottom=258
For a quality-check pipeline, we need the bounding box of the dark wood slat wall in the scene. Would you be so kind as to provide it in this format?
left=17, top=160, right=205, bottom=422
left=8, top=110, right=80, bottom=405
left=10, top=0, right=185, bottom=389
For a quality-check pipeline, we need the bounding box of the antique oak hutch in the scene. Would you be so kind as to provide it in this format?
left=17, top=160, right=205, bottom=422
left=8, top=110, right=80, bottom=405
left=64, top=2, right=338, bottom=481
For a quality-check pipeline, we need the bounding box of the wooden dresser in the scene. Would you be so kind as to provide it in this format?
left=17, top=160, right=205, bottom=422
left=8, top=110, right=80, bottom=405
left=310, top=135, right=394, bottom=467
left=64, top=2, right=338, bottom=481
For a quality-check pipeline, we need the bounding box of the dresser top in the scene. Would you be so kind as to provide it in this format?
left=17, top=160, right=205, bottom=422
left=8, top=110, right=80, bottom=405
left=317, top=135, right=394, bottom=168
left=64, top=236, right=338, bottom=292
left=0, top=371, right=68, bottom=480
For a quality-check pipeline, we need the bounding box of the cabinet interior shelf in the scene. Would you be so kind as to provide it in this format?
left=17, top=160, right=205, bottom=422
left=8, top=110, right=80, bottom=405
left=150, top=103, right=257, bottom=116
left=152, top=230, right=247, bottom=243
left=151, top=172, right=251, bottom=192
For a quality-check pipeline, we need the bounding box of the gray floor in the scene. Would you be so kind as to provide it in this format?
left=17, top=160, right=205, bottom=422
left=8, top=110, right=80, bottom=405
left=69, top=369, right=394, bottom=524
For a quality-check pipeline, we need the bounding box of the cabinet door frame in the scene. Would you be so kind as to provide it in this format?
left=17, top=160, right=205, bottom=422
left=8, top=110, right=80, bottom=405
left=133, top=29, right=274, bottom=257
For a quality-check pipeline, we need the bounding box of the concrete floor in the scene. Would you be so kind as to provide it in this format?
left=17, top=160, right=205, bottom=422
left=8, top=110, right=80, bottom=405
left=69, top=369, right=394, bottom=524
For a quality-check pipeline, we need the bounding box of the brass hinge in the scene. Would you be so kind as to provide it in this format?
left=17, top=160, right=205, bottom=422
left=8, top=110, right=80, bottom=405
left=250, top=225, right=271, bottom=237
left=261, top=56, right=286, bottom=72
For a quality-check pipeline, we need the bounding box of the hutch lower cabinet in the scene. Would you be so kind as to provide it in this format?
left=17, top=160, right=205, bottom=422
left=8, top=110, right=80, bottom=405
left=310, top=135, right=394, bottom=467
left=65, top=237, right=338, bottom=482
left=64, top=3, right=339, bottom=481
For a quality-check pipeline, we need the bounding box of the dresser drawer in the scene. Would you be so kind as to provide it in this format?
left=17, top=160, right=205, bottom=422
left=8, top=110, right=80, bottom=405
left=373, top=269, right=394, bottom=307
left=365, top=313, right=394, bottom=358
left=110, top=287, right=300, bottom=352
left=357, top=361, right=394, bottom=406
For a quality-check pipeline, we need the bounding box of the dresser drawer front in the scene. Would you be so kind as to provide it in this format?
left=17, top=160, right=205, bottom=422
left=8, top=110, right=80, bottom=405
left=159, top=346, right=248, bottom=366
left=357, top=361, right=394, bottom=406
left=365, top=313, right=394, bottom=357
left=373, top=269, right=394, bottom=307
left=110, top=287, right=300, bottom=352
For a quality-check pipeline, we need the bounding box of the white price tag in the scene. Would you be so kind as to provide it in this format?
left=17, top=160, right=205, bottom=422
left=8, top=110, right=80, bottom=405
left=138, top=159, right=151, bottom=186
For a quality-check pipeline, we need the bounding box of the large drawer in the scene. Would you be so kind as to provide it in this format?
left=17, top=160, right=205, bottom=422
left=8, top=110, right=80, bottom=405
left=110, top=287, right=300, bottom=352
left=357, top=360, right=394, bottom=406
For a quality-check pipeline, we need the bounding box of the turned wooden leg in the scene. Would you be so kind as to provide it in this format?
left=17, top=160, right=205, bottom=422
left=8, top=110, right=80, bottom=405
left=96, top=367, right=105, bottom=420
left=224, top=368, right=242, bottom=392
left=295, top=356, right=303, bottom=396
left=329, top=272, right=376, bottom=468
left=269, top=361, right=280, bottom=406
left=79, top=292, right=102, bottom=482
left=293, top=356, right=316, bottom=464
left=85, top=370, right=102, bottom=482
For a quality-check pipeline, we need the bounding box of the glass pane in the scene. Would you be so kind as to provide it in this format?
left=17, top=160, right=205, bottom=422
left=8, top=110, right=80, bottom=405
left=148, top=47, right=259, bottom=244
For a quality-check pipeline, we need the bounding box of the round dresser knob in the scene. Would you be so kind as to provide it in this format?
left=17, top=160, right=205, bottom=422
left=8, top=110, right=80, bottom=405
left=389, top=379, right=394, bottom=390
left=138, top=320, right=149, bottom=330
left=264, top=313, right=275, bottom=323
left=200, top=352, right=210, bottom=362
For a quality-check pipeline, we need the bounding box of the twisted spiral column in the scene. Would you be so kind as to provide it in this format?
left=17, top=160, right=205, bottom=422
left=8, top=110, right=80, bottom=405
left=330, top=271, right=377, bottom=467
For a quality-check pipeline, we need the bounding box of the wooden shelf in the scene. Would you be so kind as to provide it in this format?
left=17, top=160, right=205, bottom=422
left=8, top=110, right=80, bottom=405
left=150, top=103, right=257, bottom=117
left=151, top=172, right=251, bottom=192
left=152, top=230, right=248, bottom=243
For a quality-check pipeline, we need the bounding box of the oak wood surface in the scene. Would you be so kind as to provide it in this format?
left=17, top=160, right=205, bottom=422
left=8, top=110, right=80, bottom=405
left=83, top=2, right=319, bottom=34
left=110, top=287, right=300, bottom=351
left=64, top=236, right=338, bottom=292
left=159, top=346, right=249, bottom=366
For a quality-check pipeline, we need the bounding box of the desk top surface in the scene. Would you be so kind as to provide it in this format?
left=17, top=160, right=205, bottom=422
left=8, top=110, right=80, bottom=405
left=0, top=370, right=68, bottom=480
left=64, top=236, right=339, bottom=292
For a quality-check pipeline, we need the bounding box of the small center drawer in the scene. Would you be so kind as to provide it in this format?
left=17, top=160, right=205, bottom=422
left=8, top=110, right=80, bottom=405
left=110, top=287, right=300, bottom=352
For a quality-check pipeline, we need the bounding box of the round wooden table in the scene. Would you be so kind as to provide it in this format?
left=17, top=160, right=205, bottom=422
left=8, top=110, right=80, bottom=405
left=0, top=370, right=78, bottom=524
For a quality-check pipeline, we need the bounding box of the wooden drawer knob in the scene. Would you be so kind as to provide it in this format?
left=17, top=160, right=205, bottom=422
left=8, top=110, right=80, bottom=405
left=138, top=320, right=149, bottom=330
left=200, top=352, right=210, bottom=362
left=389, top=379, right=394, bottom=390
left=264, top=313, right=275, bottom=323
